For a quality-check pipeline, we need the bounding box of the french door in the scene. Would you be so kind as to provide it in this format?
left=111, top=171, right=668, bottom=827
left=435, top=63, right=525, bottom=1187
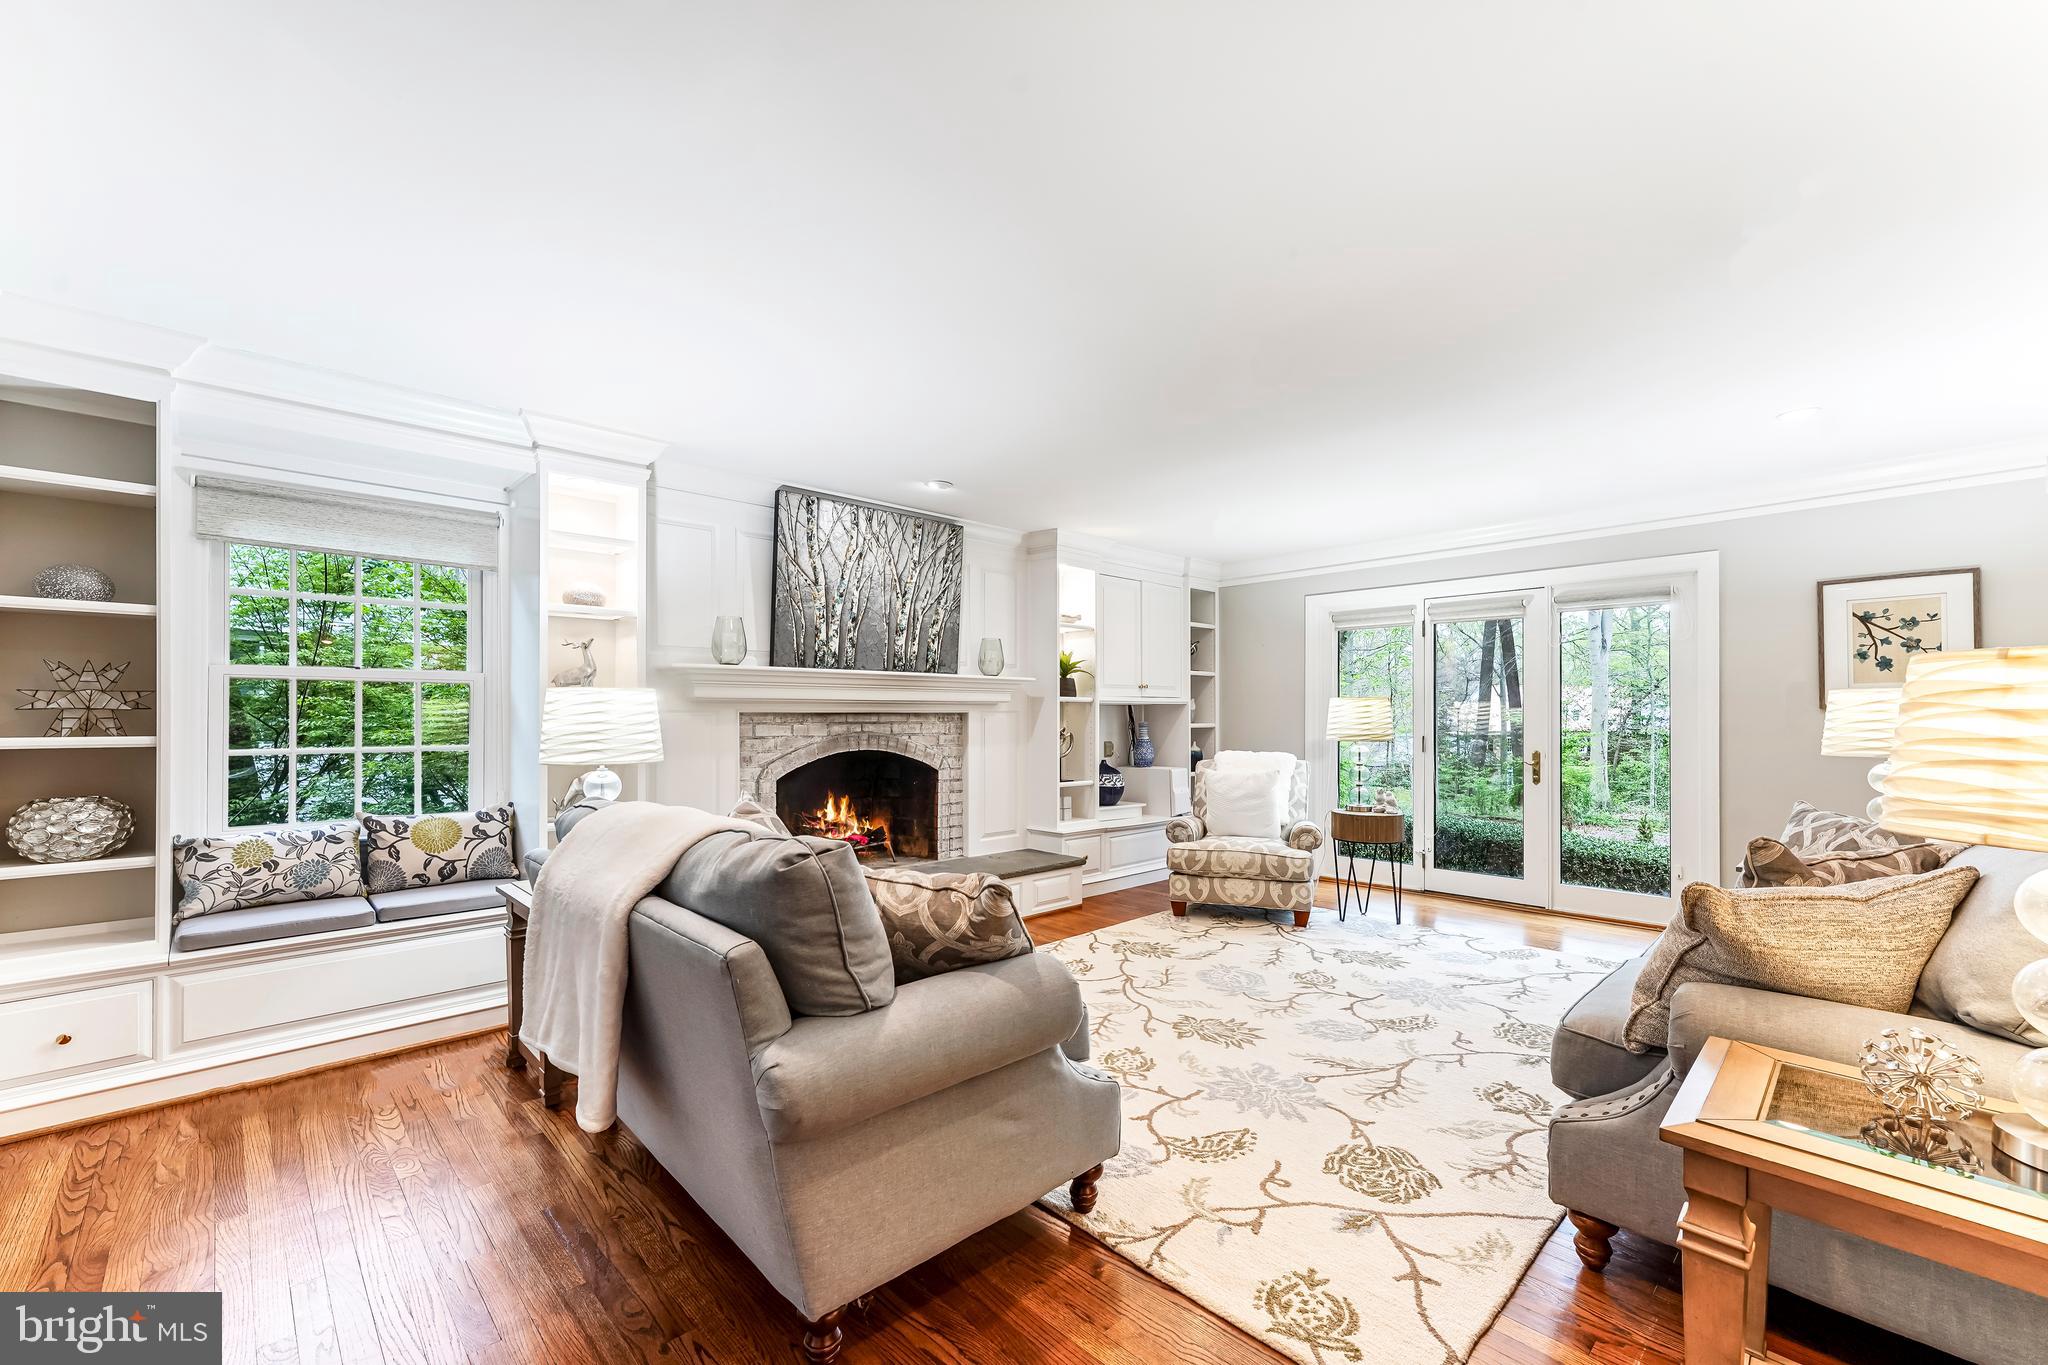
left=1422, top=593, right=1554, bottom=906
left=1311, top=555, right=1716, bottom=925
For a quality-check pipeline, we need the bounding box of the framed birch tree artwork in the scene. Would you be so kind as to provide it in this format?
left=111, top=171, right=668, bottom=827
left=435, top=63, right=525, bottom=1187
left=770, top=487, right=965, bottom=672
left=1815, top=566, right=1980, bottom=706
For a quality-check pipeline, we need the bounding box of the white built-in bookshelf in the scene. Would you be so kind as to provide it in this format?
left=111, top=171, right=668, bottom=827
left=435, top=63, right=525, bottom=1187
left=0, top=386, right=165, bottom=980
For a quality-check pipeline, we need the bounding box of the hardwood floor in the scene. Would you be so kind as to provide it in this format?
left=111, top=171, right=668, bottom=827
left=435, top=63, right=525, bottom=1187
left=0, top=883, right=1958, bottom=1364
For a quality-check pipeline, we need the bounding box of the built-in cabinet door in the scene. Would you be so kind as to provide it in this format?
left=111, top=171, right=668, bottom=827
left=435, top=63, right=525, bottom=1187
left=1097, top=574, right=1143, bottom=699
left=1140, top=579, right=1187, bottom=700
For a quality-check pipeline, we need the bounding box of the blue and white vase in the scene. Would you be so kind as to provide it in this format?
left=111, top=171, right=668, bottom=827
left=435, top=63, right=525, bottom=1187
left=1131, top=720, right=1155, bottom=768
left=1098, top=760, right=1125, bottom=807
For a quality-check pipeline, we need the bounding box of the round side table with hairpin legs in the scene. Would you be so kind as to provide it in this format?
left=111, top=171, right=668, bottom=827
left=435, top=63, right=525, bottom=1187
left=1329, top=810, right=1407, bottom=924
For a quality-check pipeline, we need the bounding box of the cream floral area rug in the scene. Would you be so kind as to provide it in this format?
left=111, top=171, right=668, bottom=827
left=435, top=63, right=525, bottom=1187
left=1039, top=908, right=1623, bottom=1365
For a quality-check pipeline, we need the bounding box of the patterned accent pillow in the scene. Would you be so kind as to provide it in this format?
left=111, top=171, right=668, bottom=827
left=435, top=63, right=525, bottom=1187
left=173, top=821, right=363, bottom=921
left=1740, top=836, right=1953, bottom=887
left=359, top=806, right=517, bottom=891
left=863, top=865, right=1034, bottom=982
left=1779, top=801, right=1892, bottom=856
left=1623, top=867, right=1980, bottom=1052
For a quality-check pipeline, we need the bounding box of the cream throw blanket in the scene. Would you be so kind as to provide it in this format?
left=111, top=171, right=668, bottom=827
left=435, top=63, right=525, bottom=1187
left=520, top=801, right=751, bottom=1132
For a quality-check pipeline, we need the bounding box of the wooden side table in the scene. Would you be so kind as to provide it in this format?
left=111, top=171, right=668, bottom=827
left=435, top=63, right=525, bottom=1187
left=1329, top=809, right=1406, bottom=923
left=1660, top=1037, right=2048, bottom=1364
left=501, top=882, right=567, bottom=1108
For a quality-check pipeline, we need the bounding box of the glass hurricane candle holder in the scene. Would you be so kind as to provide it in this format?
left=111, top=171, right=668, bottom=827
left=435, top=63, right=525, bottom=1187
left=711, top=616, right=748, bottom=665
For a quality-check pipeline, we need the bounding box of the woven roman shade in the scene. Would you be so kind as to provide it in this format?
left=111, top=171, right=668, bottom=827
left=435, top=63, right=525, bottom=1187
left=1881, top=648, right=2048, bottom=852
left=193, top=475, right=501, bottom=569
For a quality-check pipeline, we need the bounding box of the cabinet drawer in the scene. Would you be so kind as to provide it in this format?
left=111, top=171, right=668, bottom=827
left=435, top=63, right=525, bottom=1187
left=171, top=928, right=503, bottom=1050
left=0, top=981, right=153, bottom=1091
left=1061, top=834, right=1102, bottom=874
left=1103, top=826, right=1169, bottom=877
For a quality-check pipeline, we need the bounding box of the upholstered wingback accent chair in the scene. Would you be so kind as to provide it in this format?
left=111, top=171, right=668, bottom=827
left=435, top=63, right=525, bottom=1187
left=1165, top=754, right=1327, bottom=927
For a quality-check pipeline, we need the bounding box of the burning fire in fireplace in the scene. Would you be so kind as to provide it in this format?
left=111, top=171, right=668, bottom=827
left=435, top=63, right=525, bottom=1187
left=797, top=792, right=895, bottom=859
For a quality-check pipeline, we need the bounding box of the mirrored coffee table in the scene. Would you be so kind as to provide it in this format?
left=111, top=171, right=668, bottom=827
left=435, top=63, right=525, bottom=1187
left=1660, top=1037, right=2048, bottom=1364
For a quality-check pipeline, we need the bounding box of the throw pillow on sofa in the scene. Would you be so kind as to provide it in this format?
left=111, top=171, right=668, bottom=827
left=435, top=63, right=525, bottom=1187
left=863, top=865, right=1034, bottom=981
left=360, top=806, right=517, bottom=890
left=1622, top=866, right=1980, bottom=1053
left=658, top=827, right=895, bottom=1015
left=1739, top=835, right=1953, bottom=887
left=173, top=820, right=364, bottom=920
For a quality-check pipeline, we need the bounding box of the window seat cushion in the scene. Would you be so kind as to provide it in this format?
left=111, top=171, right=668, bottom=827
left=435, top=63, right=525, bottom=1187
left=368, top=879, right=519, bottom=923
left=171, top=896, right=377, bottom=952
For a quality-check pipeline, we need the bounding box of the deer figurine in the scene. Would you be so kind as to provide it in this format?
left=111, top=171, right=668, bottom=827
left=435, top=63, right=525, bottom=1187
left=550, top=638, right=597, bottom=687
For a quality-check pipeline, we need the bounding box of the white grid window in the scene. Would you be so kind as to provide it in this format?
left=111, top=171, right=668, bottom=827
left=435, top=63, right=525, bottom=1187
left=221, top=544, right=482, bottom=827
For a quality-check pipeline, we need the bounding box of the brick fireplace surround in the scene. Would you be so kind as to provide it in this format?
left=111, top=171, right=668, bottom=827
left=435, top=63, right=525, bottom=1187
left=737, top=711, right=967, bottom=860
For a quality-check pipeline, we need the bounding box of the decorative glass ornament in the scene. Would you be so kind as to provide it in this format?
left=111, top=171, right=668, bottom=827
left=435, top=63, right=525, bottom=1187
left=1857, top=1026, right=1983, bottom=1122
left=2012, top=1048, right=2048, bottom=1128
left=5, top=795, right=135, bottom=863
left=2012, top=959, right=2048, bottom=1037
left=711, top=616, right=748, bottom=665
left=33, top=563, right=115, bottom=602
left=977, top=638, right=1004, bottom=676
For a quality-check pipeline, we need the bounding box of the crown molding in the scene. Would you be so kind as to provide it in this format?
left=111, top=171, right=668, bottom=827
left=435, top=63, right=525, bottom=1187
left=173, top=344, right=534, bottom=451
left=523, top=412, right=669, bottom=467
left=1220, top=438, right=2048, bottom=586
left=166, top=384, right=536, bottom=500
left=0, top=294, right=206, bottom=373
left=0, top=382, right=156, bottom=426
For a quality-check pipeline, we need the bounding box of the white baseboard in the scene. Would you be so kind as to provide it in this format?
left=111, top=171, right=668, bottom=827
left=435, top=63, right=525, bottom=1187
left=0, top=1002, right=506, bottom=1142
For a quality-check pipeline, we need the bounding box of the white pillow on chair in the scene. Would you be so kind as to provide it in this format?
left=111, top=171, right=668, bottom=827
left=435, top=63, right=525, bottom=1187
left=1203, top=768, right=1289, bottom=839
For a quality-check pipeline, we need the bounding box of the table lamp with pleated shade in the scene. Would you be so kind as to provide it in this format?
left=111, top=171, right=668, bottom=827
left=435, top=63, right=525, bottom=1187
left=540, top=687, right=664, bottom=802
left=1879, top=647, right=2048, bottom=1168
left=1821, top=688, right=1902, bottom=820
left=1327, top=696, right=1396, bottom=743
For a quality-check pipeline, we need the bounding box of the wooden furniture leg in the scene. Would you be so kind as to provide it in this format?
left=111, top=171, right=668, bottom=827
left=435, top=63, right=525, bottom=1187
left=803, top=1307, right=847, bottom=1363
left=1170, top=900, right=1187, bottom=917
left=1292, top=908, right=1310, bottom=928
left=1567, top=1211, right=1618, bottom=1270
left=1070, top=1163, right=1103, bottom=1214
left=503, top=909, right=527, bottom=1070
left=539, top=1056, right=568, bottom=1109
left=1676, top=1151, right=1770, bottom=1365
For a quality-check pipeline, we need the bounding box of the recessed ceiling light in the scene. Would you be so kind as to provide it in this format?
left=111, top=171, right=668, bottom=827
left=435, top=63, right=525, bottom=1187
left=921, top=479, right=955, bottom=491
left=1776, top=406, right=1824, bottom=423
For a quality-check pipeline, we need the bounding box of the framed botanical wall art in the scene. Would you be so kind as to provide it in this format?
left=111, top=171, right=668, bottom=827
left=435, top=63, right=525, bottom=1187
left=770, top=487, right=964, bottom=672
left=1815, top=566, right=1980, bottom=706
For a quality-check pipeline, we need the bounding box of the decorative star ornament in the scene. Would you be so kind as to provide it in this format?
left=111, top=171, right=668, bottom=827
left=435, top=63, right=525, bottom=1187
left=15, top=659, right=154, bottom=737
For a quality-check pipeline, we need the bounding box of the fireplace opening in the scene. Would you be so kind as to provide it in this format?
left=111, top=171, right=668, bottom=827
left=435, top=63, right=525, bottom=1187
left=775, top=749, right=939, bottom=862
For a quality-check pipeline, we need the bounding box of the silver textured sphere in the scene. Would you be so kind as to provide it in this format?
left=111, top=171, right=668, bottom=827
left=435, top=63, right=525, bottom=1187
left=33, top=563, right=116, bottom=602
left=5, top=796, right=135, bottom=863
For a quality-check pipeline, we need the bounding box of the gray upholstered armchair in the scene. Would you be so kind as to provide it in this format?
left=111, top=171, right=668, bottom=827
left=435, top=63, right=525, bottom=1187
left=616, top=853, right=1122, bottom=1362
left=1165, top=754, right=1326, bottom=927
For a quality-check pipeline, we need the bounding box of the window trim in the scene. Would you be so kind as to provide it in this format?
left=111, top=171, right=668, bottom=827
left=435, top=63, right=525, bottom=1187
left=209, top=540, right=495, bottom=829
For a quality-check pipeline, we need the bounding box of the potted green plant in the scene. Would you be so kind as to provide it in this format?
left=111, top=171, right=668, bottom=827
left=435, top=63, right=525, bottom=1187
left=1059, top=650, right=1091, bottom=697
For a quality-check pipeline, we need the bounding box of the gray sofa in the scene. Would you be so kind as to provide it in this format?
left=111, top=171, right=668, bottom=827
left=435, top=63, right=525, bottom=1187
left=538, top=807, right=1122, bottom=1362
left=1548, top=843, right=2048, bottom=1363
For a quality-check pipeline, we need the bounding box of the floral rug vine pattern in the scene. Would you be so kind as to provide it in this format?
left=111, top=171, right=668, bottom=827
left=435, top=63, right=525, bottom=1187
left=1038, top=908, right=1622, bottom=1365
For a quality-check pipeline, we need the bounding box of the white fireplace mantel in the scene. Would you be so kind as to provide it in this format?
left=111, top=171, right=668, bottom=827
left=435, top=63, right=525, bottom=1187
left=663, top=663, right=1034, bottom=711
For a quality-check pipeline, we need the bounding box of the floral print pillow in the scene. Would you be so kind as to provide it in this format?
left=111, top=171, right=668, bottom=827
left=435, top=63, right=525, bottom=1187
left=360, top=806, right=517, bottom=891
left=173, top=821, right=364, bottom=921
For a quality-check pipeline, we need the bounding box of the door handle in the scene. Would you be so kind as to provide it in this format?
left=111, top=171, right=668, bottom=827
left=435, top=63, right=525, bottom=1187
left=1528, top=751, right=1542, bottom=785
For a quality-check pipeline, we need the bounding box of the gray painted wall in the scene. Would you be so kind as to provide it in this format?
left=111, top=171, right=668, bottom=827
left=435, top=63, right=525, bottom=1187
left=1221, top=479, right=2048, bottom=873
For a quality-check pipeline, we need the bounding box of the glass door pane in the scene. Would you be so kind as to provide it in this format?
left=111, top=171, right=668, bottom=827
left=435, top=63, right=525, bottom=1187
left=1433, top=616, right=1527, bottom=884
left=1559, top=604, right=1673, bottom=900
left=1337, top=624, right=1414, bottom=863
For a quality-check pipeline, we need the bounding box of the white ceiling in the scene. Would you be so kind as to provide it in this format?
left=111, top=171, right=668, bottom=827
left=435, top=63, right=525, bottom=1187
left=6, top=3, right=2047, bottom=567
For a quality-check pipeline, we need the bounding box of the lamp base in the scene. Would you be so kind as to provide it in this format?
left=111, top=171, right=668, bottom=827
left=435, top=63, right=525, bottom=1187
left=1994, top=1111, right=2048, bottom=1171
left=579, top=764, right=623, bottom=803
